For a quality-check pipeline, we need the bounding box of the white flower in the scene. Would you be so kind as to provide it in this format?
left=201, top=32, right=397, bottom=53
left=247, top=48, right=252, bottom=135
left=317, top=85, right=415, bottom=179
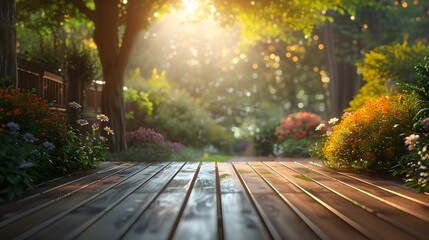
left=315, top=123, right=325, bottom=131
left=404, top=134, right=419, bottom=151
left=68, top=101, right=81, bottom=109
left=104, top=126, right=114, bottom=135
left=76, top=119, right=89, bottom=126
left=96, top=114, right=109, bottom=122
left=328, top=118, right=339, bottom=124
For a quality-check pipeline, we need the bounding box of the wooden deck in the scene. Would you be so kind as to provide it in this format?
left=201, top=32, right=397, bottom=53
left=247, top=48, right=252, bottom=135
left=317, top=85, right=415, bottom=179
left=1, top=160, right=429, bottom=240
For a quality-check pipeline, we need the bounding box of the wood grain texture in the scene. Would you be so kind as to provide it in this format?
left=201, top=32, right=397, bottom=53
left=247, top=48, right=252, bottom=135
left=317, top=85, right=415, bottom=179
left=31, top=163, right=168, bottom=239
left=264, top=162, right=367, bottom=240
left=1, top=160, right=427, bottom=240
left=217, top=162, right=270, bottom=240
left=122, top=162, right=200, bottom=240
left=0, top=163, right=143, bottom=239
left=0, top=163, right=133, bottom=224
left=173, top=162, right=218, bottom=240
left=76, top=162, right=185, bottom=240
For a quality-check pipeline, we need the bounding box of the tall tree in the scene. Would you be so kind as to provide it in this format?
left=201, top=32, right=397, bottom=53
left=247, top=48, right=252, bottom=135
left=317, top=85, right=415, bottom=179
left=63, top=0, right=170, bottom=151
left=0, top=0, right=17, bottom=86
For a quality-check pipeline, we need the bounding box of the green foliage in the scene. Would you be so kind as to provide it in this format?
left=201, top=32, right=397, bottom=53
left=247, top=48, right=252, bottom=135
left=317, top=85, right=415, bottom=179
left=58, top=126, right=108, bottom=172
left=124, top=68, right=170, bottom=120
left=252, top=119, right=278, bottom=156
left=276, top=138, right=315, bottom=157
left=214, top=0, right=379, bottom=46
left=66, top=45, right=100, bottom=84
left=348, top=40, right=427, bottom=111
left=402, top=48, right=429, bottom=102
left=322, top=94, right=418, bottom=171
left=395, top=50, right=429, bottom=192
left=0, top=130, right=39, bottom=202
left=144, top=89, right=231, bottom=148
left=124, top=88, right=153, bottom=117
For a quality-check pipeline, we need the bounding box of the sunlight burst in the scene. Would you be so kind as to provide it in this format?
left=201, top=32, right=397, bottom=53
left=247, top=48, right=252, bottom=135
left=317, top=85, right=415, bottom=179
left=182, top=0, right=199, bottom=15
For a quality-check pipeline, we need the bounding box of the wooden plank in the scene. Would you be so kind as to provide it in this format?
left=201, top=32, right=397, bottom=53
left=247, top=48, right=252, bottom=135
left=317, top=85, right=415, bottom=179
left=217, top=162, right=270, bottom=240
left=30, top=163, right=169, bottom=239
left=75, top=162, right=185, bottom=240
left=2, top=163, right=144, bottom=239
left=234, top=162, right=311, bottom=240
left=121, top=162, right=200, bottom=240
left=246, top=162, right=321, bottom=240
left=288, top=162, right=428, bottom=239
left=173, top=162, right=218, bottom=240
left=264, top=162, right=368, bottom=240
left=0, top=163, right=132, bottom=224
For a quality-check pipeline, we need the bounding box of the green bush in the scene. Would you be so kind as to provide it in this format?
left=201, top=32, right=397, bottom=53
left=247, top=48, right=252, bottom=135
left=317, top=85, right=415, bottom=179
left=144, top=89, right=231, bottom=148
left=396, top=50, right=429, bottom=192
left=348, top=39, right=426, bottom=111
left=252, top=119, right=278, bottom=156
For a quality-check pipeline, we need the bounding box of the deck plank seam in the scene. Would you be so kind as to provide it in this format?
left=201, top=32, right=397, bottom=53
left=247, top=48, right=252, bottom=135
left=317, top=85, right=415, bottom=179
left=231, top=162, right=280, bottom=240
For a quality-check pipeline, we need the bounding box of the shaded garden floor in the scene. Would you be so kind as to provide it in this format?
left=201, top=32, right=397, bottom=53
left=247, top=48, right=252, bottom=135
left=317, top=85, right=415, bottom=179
left=1, top=159, right=428, bottom=239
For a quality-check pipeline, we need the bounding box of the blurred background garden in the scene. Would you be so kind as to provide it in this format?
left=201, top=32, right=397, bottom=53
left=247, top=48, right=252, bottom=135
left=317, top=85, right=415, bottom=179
left=1, top=0, right=429, bottom=201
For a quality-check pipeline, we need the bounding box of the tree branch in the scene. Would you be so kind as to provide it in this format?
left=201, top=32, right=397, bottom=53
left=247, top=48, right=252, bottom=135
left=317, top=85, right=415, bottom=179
left=67, top=0, right=95, bottom=20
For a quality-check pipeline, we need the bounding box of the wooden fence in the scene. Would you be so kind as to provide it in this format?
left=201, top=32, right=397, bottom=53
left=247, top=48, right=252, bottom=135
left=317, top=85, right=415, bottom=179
left=16, top=59, right=102, bottom=116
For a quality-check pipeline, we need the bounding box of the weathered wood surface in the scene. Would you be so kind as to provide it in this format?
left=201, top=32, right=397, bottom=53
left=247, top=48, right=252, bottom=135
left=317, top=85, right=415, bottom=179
left=1, top=159, right=428, bottom=240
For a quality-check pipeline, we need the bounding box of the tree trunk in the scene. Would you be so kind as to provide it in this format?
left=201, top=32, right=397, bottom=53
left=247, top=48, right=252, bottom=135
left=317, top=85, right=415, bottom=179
left=101, top=72, right=126, bottom=152
left=323, top=22, right=361, bottom=118
left=323, top=22, right=341, bottom=117
left=70, top=0, right=155, bottom=152
left=91, top=1, right=126, bottom=152
left=0, top=0, right=17, bottom=87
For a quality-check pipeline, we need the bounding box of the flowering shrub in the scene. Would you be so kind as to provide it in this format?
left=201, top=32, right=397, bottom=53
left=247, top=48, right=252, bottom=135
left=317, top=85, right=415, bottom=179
left=126, top=127, right=184, bottom=153
left=0, top=88, right=69, bottom=149
left=164, top=141, right=186, bottom=152
left=62, top=105, right=111, bottom=172
left=275, top=112, right=326, bottom=142
left=402, top=119, right=429, bottom=192
left=321, top=94, right=418, bottom=171
left=0, top=89, right=110, bottom=201
left=127, top=127, right=165, bottom=145
left=274, top=112, right=326, bottom=157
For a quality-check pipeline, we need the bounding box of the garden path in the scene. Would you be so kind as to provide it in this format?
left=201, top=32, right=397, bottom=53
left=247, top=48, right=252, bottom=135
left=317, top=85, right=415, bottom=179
left=1, top=159, right=428, bottom=239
